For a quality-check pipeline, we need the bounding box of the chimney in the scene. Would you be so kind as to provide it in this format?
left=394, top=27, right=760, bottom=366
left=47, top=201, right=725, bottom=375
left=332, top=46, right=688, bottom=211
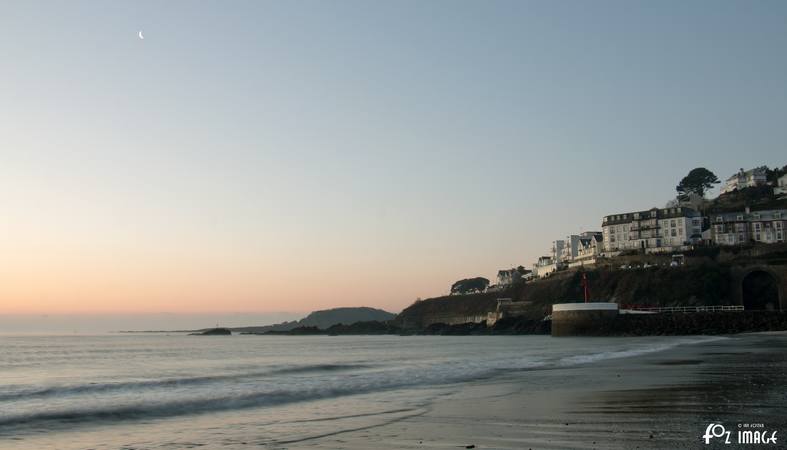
left=745, top=206, right=751, bottom=214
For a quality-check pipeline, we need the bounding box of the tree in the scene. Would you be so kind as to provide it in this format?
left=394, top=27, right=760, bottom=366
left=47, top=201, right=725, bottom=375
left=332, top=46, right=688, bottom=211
left=676, top=168, right=720, bottom=199
left=450, top=277, right=490, bottom=295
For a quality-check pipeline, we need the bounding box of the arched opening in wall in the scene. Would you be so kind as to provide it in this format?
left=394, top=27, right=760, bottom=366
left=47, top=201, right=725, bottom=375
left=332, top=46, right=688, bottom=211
left=741, top=271, right=780, bottom=311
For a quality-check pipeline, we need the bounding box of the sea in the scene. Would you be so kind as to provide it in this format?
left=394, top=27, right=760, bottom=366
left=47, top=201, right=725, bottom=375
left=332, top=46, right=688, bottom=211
left=0, top=333, right=721, bottom=449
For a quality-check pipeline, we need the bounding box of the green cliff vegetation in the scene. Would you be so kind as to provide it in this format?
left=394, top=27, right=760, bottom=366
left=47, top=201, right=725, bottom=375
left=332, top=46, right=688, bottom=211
left=397, top=263, right=739, bottom=328
left=397, top=289, right=513, bottom=329
left=707, top=185, right=787, bottom=213
left=526, top=264, right=734, bottom=310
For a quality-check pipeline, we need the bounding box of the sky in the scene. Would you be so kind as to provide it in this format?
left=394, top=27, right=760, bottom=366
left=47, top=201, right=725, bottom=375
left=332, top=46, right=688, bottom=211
left=1, top=1, right=786, bottom=330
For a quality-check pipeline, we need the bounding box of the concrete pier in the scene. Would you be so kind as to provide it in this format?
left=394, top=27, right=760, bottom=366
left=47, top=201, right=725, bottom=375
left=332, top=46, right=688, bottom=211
left=551, top=302, right=619, bottom=336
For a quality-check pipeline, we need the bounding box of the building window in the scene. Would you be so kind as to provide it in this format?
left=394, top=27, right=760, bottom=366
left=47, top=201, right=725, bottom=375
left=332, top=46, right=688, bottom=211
left=670, top=219, right=676, bottom=227
left=716, top=216, right=723, bottom=222
left=671, top=229, right=677, bottom=237
left=737, top=215, right=744, bottom=220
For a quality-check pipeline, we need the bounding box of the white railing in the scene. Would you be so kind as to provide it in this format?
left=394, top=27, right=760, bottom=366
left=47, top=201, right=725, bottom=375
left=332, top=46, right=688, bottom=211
left=625, top=305, right=744, bottom=313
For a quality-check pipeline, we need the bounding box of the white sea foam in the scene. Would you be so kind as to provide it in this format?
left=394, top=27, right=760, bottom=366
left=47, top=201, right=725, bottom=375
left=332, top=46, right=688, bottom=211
left=0, top=334, right=729, bottom=433
left=557, top=335, right=729, bottom=366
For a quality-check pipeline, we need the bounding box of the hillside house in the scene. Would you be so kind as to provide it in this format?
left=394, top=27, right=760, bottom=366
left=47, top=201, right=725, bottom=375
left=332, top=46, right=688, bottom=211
left=711, top=208, right=785, bottom=245
left=551, top=240, right=565, bottom=265
left=721, top=167, right=767, bottom=194
left=533, top=256, right=557, bottom=278
left=569, top=232, right=604, bottom=267
left=775, top=174, right=787, bottom=197
left=497, top=269, right=522, bottom=287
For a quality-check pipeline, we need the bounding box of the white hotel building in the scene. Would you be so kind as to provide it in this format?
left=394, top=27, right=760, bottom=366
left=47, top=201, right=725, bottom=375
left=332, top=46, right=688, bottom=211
left=710, top=208, right=785, bottom=245
left=602, top=207, right=703, bottom=253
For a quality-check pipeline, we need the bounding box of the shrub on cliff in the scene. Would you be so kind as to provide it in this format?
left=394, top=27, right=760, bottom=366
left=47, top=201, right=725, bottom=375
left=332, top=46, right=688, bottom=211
left=450, top=277, right=490, bottom=295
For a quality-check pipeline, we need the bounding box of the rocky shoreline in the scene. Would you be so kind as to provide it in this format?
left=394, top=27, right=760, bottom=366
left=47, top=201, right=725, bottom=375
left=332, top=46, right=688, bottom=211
left=243, top=312, right=787, bottom=336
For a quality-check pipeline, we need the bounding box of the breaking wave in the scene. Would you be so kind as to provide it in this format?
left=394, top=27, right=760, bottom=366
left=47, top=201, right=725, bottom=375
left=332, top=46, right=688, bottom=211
left=0, top=335, right=726, bottom=432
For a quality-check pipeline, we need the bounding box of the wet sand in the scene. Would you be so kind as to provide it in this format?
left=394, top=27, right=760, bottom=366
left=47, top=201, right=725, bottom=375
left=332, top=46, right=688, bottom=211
left=299, top=333, right=787, bottom=449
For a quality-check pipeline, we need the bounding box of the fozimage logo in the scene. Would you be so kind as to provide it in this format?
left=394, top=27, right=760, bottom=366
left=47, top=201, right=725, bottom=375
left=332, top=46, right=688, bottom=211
left=703, top=423, right=778, bottom=445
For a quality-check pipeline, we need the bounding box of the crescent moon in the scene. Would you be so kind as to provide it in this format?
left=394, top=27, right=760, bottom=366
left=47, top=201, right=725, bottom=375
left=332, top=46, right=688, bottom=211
left=138, top=31, right=144, bottom=40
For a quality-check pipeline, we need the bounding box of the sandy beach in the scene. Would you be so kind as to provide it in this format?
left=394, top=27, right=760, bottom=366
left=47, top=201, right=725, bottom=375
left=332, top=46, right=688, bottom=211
left=2, top=334, right=785, bottom=450
left=298, top=333, right=787, bottom=450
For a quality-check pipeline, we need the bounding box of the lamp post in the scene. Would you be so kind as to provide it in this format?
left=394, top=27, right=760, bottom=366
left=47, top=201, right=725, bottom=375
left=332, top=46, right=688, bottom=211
left=581, top=272, right=590, bottom=303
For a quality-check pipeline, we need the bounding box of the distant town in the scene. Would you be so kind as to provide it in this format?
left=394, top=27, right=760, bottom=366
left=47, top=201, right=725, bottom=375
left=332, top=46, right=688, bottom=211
left=376, top=164, right=787, bottom=337
left=451, top=165, right=787, bottom=295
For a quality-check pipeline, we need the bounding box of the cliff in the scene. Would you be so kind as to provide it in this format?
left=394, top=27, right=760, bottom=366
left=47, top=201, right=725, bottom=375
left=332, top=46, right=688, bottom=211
left=233, top=307, right=396, bottom=333
left=526, top=263, right=735, bottom=309
left=396, top=288, right=516, bottom=329
left=707, top=185, right=787, bottom=213
left=397, top=263, right=742, bottom=330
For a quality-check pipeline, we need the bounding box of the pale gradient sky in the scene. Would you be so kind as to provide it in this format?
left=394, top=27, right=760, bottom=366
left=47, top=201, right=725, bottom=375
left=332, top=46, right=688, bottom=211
left=2, top=1, right=786, bottom=325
